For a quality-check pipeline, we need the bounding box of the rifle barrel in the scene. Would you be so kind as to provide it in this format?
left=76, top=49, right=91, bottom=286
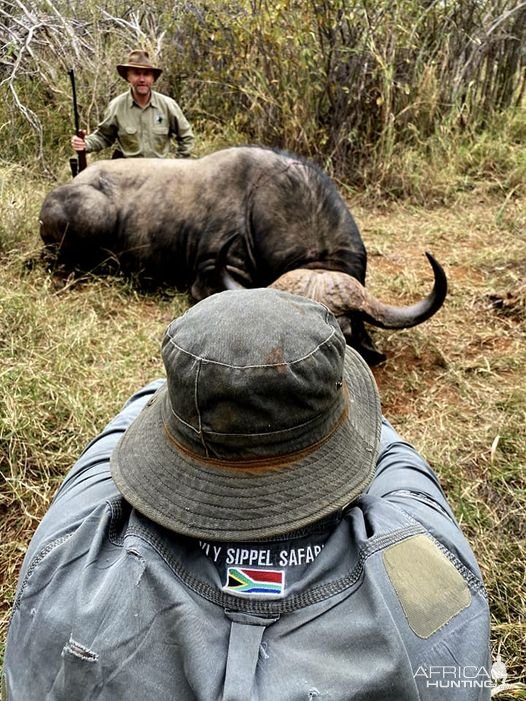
left=68, top=69, right=81, bottom=135
left=68, top=69, right=87, bottom=173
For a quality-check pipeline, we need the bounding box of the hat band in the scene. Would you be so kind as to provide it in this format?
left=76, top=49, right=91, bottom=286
left=162, top=402, right=349, bottom=472
left=123, top=63, right=158, bottom=69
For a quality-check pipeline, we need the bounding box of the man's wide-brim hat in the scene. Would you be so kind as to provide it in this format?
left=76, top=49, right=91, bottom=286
left=116, top=49, right=162, bottom=80
left=111, top=289, right=381, bottom=542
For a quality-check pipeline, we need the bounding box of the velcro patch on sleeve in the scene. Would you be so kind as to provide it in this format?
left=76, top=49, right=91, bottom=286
left=383, top=534, right=471, bottom=638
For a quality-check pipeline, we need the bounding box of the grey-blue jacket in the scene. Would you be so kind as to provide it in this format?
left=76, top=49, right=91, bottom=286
left=4, top=380, right=491, bottom=700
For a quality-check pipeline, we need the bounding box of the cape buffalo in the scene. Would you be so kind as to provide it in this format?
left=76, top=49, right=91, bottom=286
left=39, top=145, right=447, bottom=365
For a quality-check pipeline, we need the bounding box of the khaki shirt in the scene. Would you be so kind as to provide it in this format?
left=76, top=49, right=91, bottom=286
left=84, top=89, right=194, bottom=158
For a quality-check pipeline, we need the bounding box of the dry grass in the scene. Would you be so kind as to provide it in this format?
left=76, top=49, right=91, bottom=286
left=1, top=173, right=525, bottom=695
left=360, top=194, right=526, bottom=695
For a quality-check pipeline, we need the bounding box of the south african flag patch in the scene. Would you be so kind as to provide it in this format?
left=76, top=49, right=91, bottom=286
left=223, top=567, right=285, bottom=596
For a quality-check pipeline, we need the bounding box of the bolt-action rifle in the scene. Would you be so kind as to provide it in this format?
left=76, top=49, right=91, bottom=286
left=68, top=69, right=87, bottom=177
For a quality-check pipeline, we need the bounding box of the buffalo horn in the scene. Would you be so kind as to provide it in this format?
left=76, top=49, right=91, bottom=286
left=222, top=252, right=447, bottom=330
left=269, top=252, right=447, bottom=329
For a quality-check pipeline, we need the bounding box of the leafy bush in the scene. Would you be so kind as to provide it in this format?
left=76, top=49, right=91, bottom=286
left=0, top=0, right=525, bottom=198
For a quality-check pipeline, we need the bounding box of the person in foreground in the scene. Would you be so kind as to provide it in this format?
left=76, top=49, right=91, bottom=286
left=71, top=49, right=194, bottom=160
left=4, top=289, right=490, bottom=700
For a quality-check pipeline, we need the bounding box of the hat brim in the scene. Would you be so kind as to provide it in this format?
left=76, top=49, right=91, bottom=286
left=111, top=347, right=381, bottom=541
left=117, top=64, right=162, bottom=80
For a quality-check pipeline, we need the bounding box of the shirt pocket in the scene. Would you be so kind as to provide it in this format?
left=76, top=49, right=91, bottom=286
left=45, top=637, right=102, bottom=701
left=152, top=125, right=170, bottom=149
left=118, top=126, right=140, bottom=153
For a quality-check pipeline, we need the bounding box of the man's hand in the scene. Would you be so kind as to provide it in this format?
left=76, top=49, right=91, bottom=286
left=71, top=130, right=86, bottom=152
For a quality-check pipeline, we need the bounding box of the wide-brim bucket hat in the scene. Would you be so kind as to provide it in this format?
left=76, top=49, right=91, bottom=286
left=117, top=49, right=162, bottom=80
left=111, top=289, right=381, bottom=541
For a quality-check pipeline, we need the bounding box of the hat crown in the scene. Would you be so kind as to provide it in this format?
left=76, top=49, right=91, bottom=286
left=117, top=49, right=162, bottom=79
left=111, top=287, right=381, bottom=540
left=126, top=49, right=154, bottom=67
left=162, top=290, right=347, bottom=461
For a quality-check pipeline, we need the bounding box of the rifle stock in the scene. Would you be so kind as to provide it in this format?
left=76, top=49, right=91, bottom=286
left=68, top=69, right=87, bottom=175
left=77, top=145, right=87, bottom=172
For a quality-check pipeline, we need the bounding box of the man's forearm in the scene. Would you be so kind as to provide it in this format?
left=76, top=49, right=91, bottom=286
left=84, top=129, right=115, bottom=153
